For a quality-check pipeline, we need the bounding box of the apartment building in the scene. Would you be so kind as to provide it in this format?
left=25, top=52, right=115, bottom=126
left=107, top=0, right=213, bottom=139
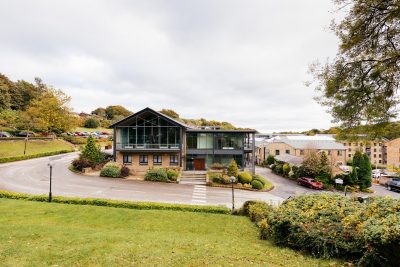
left=256, top=135, right=347, bottom=167
left=384, top=137, right=400, bottom=168
left=340, top=140, right=386, bottom=165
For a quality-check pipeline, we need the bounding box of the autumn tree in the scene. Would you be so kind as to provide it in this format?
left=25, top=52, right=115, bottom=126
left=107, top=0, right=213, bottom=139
left=105, top=105, right=132, bottom=120
left=25, top=88, right=77, bottom=133
left=159, top=109, right=180, bottom=119
left=302, top=150, right=321, bottom=177
left=310, top=0, right=400, bottom=135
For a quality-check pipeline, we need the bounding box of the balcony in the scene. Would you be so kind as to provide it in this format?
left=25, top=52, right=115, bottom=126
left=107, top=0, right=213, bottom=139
left=116, top=143, right=180, bottom=151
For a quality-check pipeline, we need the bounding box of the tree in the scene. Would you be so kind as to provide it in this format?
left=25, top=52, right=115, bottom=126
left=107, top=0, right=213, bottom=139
left=91, top=107, right=107, bottom=117
left=25, top=87, right=77, bottom=133
left=84, top=118, right=100, bottom=128
left=310, top=0, right=400, bottom=133
left=105, top=105, right=132, bottom=120
left=359, top=153, right=372, bottom=189
left=159, top=109, right=180, bottom=119
left=81, top=136, right=103, bottom=164
left=266, top=155, right=275, bottom=165
left=227, top=159, right=239, bottom=177
left=302, top=150, right=321, bottom=177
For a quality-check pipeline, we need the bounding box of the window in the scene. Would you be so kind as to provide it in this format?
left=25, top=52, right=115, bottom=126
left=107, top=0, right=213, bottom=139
left=348, top=154, right=352, bottom=158
left=348, top=148, right=351, bottom=152
left=374, top=148, right=377, bottom=152
left=285, top=149, right=290, bottom=154
left=300, top=150, right=304, bottom=155
left=139, top=155, right=148, bottom=165
left=374, top=143, right=377, bottom=146
left=379, top=154, right=381, bottom=158
left=153, top=155, right=162, bottom=165
left=170, top=155, right=178, bottom=165
left=337, top=150, right=343, bottom=156
left=275, top=150, right=280, bottom=156
left=379, top=160, right=382, bottom=164
left=123, top=154, right=132, bottom=164
left=374, top=154, right=376, bottom=158
left=328, top=150, right=331, bottom=155
left=343, top=143, right=346, bottom=146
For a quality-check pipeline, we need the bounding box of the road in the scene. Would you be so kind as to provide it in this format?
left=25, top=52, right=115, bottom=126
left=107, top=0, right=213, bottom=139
left=0, top=153, right=397, bottom=209
left=0, top=153, right=283, bottom=207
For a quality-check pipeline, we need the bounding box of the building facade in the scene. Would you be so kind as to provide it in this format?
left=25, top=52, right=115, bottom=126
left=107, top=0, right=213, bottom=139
left=384, top=137, right=400, bottom=168
left=112, top=108, right=256, bottom=176
left=256, top=135, right=347, bottom=168
left=340, top=140, right=386, bottom=165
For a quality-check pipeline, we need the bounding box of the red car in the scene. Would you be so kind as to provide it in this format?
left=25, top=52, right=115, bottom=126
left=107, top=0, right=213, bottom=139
left=297, top=177, right=323, bottom=190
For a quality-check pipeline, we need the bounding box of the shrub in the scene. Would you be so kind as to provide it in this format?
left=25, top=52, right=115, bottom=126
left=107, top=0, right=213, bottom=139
left=120, top=166, right=130, bottom=177
left=100, top=162, right=121, bottom=178
left=266, top=155, right=275, bottom=165
left=227, top=159, right=239, bottom=177
left=0, top=150, right=74, bottom=164
left=252, top=174, right=267, bottom=185
left=144, top=168, right=168, bottom=182
left=238, top=171, right=252, bottom=184
left=208, top=172, right=222, bottom=183
left=221, top=175, right=232, bottom=184
left=63, top=136, right=87, bottom=145
left=167, top=169, right=179, bottom=181
left=72, top=157, right=93, bottom=171
left=0, top=190, right=230, bottom=214
left=251, top=180, right=263, bottom=190
left=82, top=136, right=104, bottom=164
left=282, top=163, right=290, bottom=176
left=243, top=183, right=252, bottom=189
left=84, top=118, right=100, bottom=128
left=248, top=202, right=274, bottom=223
left=209, top=163, right=226, bottom=170
left=272, top=164, right=283, bottom=175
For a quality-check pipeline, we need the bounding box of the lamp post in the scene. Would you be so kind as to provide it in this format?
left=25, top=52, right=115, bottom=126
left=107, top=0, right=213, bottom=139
left=230, top=176, right=235, bottom=211
left=47, top=163, right=53, bottom=202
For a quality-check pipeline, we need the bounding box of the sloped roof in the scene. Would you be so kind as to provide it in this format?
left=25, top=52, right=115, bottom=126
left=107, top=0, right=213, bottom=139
left=275, top=154, right=303, bottom=166
left=268, top=135, right=345, bottom=150
left=110, top=107, right=193, bottom=128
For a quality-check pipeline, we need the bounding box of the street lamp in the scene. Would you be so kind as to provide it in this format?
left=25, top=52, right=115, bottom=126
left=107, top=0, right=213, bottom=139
left=230, top=176, right=235, bottom=211
left=47, top=163, right=53, bottom=202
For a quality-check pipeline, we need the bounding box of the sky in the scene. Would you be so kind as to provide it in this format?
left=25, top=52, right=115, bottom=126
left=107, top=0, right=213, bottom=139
left=0, top=0, right=341, bottom=132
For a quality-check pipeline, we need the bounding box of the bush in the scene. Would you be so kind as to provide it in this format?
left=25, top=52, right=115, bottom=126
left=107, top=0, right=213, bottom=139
left=252, top=174, right=267, bottom=185
left=72, top=157, right=93, bottom=171
left=227, top=159, right=239, bottom=177
left=100, top=162, right=121, bottom=178
left=238, top=171, right=252, bottom=184
left=82, top=136, right=104, bottom=164
left=243, top=183, right=252, bottom=189
left=63, top=136, right=87, bottom=145
left=282, top=163, right=290, bottom=176
left=209, top=163, right=226, bottom=170
left=0, top=150, right=74, bottom=164
left=144, top=168, right=168, bottom=182
left=248, top=202, right=274, bottom=223
left=0, top=190, right=230, bottom=214
left=272, top=163, right=283, bottom=175
left=249, top=194, right=400, bottom=266
left=266, top=155, right=275, bottom=165
left=120, top=166, right=130, bottom=177
left=208, top=172, right=222, bottom=183
left=84, top=118, right=100, bottom=128
left=167, top=169, right=179, bottom=181
left=251, top=180, right=263, bottom=190
left=221, top=175, right=232, bottom=184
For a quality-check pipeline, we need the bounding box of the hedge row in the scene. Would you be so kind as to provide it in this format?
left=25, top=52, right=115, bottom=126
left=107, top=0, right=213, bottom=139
left=240, top=194, right=400, bottom=266
left=0, top=190, right=230, bottom=214
left=0, top=137, right=54, bottom=141
left=0, top=150, right=75, bottom=163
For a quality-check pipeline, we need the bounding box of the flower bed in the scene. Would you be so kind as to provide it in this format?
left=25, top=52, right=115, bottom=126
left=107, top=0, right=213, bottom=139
left=207, top=171, right=273, bottom=191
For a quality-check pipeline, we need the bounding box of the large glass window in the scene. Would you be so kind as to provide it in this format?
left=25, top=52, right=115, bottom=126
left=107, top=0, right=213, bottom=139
left=215, top=133, right=244, bottom=149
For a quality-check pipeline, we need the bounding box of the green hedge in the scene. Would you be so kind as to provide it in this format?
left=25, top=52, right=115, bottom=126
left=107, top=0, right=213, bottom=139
left=0, top=150, right=74, bottom=163
left=242, top=194, right=400, bottom=266
left=0, top=190, right=230, bottom=214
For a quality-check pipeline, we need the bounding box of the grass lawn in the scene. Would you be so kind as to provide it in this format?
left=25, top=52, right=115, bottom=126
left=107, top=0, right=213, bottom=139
left=0, top=140, right=74, bottom=158
left=0, top=199, right=341, bottom=266
left=74, top=127, right=112, bottom=133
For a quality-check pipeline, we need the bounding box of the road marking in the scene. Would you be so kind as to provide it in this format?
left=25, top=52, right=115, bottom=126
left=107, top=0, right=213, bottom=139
left=192, top=185, right=207, bottom=204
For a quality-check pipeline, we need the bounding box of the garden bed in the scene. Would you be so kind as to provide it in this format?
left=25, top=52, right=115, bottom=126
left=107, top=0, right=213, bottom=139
left=207, top=182, right=274, bottom=192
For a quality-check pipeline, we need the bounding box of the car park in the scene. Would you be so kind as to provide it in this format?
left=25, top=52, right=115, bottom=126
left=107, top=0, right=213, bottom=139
left=386, top=178, right=400, bottom=192
left=297, top=177, right=323, bottom=190
left=0, top=131, right=11, bottom=137
left=16, top=132, right=35, bottom=137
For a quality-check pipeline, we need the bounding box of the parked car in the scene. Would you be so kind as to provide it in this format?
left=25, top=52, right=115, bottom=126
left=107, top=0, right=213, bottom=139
left=0, top=131, right=11, bottom=138
left=16, top=131, right=35, bottom=137
left=297, top=177, right=323, bottom=190
left=386, top=178, right=400, bottom=192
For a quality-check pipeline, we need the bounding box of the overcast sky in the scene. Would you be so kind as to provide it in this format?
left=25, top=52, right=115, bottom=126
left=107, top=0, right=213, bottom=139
left=0, top=0, right=341, bottom=132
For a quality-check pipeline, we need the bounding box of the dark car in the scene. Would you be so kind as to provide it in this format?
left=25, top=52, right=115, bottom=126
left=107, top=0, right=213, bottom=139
left=16, top=132, right=35, bottom=137
left=386, top=178, right=400, bottom=192
left=297, top=177, right=324, bottom=190
left=0, top=131, right=11, bottom=138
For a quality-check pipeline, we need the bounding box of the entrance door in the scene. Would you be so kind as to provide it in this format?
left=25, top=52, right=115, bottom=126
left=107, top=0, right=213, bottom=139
left=193, top=159, right=205, bottom=170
